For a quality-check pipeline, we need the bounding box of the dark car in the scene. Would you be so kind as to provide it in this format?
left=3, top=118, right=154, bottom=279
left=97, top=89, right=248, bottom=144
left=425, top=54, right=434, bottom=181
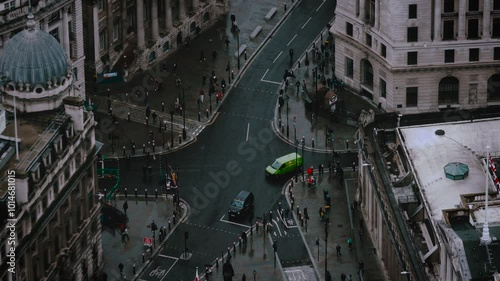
left=228, top=191, right=254, bottom=219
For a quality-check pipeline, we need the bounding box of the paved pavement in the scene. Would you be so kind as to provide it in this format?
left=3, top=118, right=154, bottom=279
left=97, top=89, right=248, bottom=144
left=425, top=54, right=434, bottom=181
left=101, top=196, right=186, bottom=280
left=283, top=169, right=387, bottom=281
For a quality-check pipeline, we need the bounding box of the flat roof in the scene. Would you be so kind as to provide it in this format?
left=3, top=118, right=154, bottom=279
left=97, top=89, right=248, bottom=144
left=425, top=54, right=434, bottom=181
left=400, top=119, right=500, bottom=221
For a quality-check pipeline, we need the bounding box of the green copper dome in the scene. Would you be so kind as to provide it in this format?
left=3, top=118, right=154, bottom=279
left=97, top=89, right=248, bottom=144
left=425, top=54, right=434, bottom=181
left=0, top=14, right=69, bottom=85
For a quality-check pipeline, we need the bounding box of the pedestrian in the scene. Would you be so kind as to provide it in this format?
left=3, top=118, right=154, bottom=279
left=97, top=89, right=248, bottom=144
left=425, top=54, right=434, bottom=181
left=348, top=274, right=353, bottom=281
left=222, top=259, right=235, bottom=281
left=225, top=38, right=230, bottom=50
left=341, top=273, right=346, bottom=281
left=199, top=89, right=205, bottom=102
left=358, top=260, right=365, bottom=274
left=120, top=223, right=125, bottom=234
left=123, top=201, right=128, bottom=216
left=118, top=263, right=124, bottom=274
left=347, top=237, right=353, bottom=250
left=352, top=162, right=356, bottom=172
left=336, top=244, right=341, bottom=256
left=319, top=207, right=324, bottom=220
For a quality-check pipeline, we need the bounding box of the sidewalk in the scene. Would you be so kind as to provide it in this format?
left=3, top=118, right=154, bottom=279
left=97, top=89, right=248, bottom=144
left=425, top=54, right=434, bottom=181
left=92, top=0, right=301, bottom=158
left=284, top=170, right=387, bottom=281
left=101, top=196, right=187, bottom=280
left=272, top=30, right=382, bottom=152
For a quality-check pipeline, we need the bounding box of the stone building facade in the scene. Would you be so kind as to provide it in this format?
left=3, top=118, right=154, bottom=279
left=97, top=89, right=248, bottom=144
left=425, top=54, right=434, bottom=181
left=332, top=0, right=500, bottom=114
left=83, top=0, right=227, bottom=90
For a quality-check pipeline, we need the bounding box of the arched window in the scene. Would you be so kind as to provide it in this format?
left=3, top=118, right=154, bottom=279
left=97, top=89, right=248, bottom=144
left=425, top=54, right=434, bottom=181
left=203, top=12, right=209, bottom=23
left=487, top=74, right=500, bottom=101
left=438, top=76, right=459, bottom=104
left=149, top=51, right=156, bottom=62
left=360, top=59, right=374, bottom=89
left=163, top=41, right=170, bottom=52
left=176, top=32, right=183, bottom=44
left=190, top=22, right=197, bottom=33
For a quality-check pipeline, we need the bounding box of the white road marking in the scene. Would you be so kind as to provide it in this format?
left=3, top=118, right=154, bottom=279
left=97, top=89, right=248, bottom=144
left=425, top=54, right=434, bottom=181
left=273, top=219, right=283, bottom=236
left=261, top=79, right=282, bottom=85
left=316, top=0, right=326, bottom=11
left=287, top=34, right=298, bottom=46
left=261, top=69, right=270, bottom=80
left=246, top=123, right=250, bottom=141
left=301, top=17, right=312, bottom=29
left=219, top=214, right=251, bottom=228
left=273, top=51, right=283, bottom=63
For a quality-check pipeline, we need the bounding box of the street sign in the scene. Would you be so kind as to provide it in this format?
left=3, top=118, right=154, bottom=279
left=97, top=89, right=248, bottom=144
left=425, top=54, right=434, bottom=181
left=144, top=237, right=153, bottom=246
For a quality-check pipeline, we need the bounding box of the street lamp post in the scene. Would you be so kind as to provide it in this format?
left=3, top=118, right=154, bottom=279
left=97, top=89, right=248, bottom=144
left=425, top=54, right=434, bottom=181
left=237, top=27, right=241, bottom=70
left=163, top=121, right=167, bottom=148
left=314, top=67, right=318, bottom=122
left=170, top=111, right=174, bottom=148
left=285, top=95, right=289, bottom=138
left=182, top=88, right=186, bottom=140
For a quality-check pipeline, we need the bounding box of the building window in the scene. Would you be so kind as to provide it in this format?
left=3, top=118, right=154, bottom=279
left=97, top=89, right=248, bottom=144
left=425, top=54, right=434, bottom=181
left=493, top=18, right=500, bottom=38
left=409, top=4, right=417, bottom=19
left=163, top=41, right=170, bottom=52
left=380, top=79, right=387, bottom=98
left=445, top=49, right=455, bottom=63
left=345, top=57, right=354, bottom=78
left=97, top=0, right=104, bottom=11
left=4, top=1, right=15, bottom=10
left=365, top=33, right=372, bottom=47
left=468, top=0, right=479, bottom=11
left=346, top=22, right=353, bottom=36
left=439, top=76, right=459, bottom=104
left=203, top=12, right=209, bottom=22
left=112, top=20, right=120, bottom=42
left=149, top=51, right=156, bottom=62
left=407, top=51, right=418, bottom=65
left=407, top=27, right=418, bottom=42
left=467, top=19, right=479, bottom=39
left=360, top=59, right=374, bottom=88
left=443, top=20, right=455, bottom=40
left=487, top=74, right=500, bottom=101
left=99, top=31, right=107, bottom=51
left=495, top=47, right=500, bottom=60
left=444, top=0, right=455, bottom=13
left=50, top=29, right=60, bottom=43
left=381, top=43, right=386, bottom=58
left=469, top=48, right=479, bottom=61
left=365, top=0, right=375, bottom=26
left=495, top=0, right=500, bottom=10
left=406, top=87, right=418, bottom=107
left=73, top=67, right=78, bottom=81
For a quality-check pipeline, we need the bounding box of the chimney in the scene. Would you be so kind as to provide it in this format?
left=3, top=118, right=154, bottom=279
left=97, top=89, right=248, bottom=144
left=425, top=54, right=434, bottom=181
left=63, top=96, right=84, bottom=131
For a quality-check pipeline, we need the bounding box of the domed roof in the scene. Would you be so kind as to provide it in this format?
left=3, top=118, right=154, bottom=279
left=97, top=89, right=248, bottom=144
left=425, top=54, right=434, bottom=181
left=0, top=14, right=69, bottom=85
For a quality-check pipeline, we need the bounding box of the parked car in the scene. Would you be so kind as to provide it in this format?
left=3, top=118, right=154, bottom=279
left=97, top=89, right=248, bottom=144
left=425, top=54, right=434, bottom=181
left=228, top=191, right=254, bottom=220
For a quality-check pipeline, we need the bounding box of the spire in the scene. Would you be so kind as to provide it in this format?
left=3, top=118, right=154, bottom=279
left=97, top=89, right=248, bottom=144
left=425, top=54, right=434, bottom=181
left=26, top=0, right=36, bottom=31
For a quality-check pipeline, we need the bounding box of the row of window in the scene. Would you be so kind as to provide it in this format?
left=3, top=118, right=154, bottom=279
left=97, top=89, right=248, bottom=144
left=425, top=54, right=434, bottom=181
left=406, top=19, right=500, bottom=42
left=406, top=47, right=500, bottom=65
left=408, top=0, right=500, bottom=20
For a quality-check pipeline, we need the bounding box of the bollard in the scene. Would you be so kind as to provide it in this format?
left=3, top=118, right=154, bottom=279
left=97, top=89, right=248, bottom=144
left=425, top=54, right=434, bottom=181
left=125, top=188, right=128, bottom=198
left=133, top=264, right=136, bottom=274
left=231, top=70, right=234, bottom=79
left=168, top=221, right=171, bottom=232
left=233, top=242, right=236, bottom=255
left=135, top=188, right=138, bottom=198
left=216, top=258, right=219, bottom=269
left=206, top=109, right=209, bottom=118
left=198, top=111, right=201, bottom=121
left=227, top=247, right=230, bottom=257
left=239, top=238, right=242, bottom=250
left=142, top=253, right=145, bottom=263
left=300, top=216, right=304, bottom=227
left=162, top=103, right=165, bottom=112
left=312, top=138, right=315, bottom=148
left=155, top=189, right=158, bottom=199
left=244, top=51, right=247, bottom=60
left=145, top=189, right=148, bottom=200
left=128, top=112, right=130, bottom=122
left=296, top=205, right=300, bottom=216
left=173, top=214, right=176, bottom=224
left=179, top=135, right=182, bottom=144
left=284, top=4, right=287, bottom=11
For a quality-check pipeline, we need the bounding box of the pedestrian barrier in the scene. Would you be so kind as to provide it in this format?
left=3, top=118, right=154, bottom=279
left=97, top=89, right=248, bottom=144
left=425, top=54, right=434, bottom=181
left=265, top=7, right=277, bottom=20
left=234, top=44, right=247, bottom=58
left=250, top=26, right=262, bottom=39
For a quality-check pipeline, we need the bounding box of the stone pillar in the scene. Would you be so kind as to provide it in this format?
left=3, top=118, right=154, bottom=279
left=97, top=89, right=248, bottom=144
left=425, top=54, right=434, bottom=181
left=43, top=18, right=49, bottom=31
left=122, top=0, right=128, bottom=42
left=458, top=0, right=465, bottom=40
left=165, top=0, right=173, bottom=32
left=374, top=0, right=379, bottom=30
left=192, top=0, right=199, bottom=12
left=359, top=0, right=365, bottom=21
left=483, top=0, right=491, bottom=39
left=93, top=5, right=100, bottom=61
left=179, top=0, right=186, bottom=21
left=62, top=7, right=71, bottom=58
left=434, top=0, right=441, bottom=41
left=136, top=0, right=146, bottom=50
left=151, top=0, right=159, bottom=40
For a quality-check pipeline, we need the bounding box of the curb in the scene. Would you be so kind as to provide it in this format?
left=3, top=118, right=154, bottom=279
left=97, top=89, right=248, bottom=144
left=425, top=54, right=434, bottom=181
left=282, top=173, right=322, bottom=281
left=132, top=199, right=189, bottom=281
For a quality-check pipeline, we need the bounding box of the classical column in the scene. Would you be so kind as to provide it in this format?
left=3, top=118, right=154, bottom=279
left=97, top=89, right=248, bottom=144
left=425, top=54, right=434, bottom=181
left=359, top=0, right=365, bottom=21
left=93, top=5, right=100, bottom=61
left=458, top=0, right=466, bottom=40
left=165, top=0, right=173, bottom=32
left=151, top=0, right=159, bottom=40
left=179, top=0, right=186, bottom=21
left=483, top=0, right=491, bottom=39
left=136, top=0, right=146, bottom=50
left=374, top=0, right=379, bottom=30
left=62, top=7, right=71, bottom=58
left=43, top=19, right=49, bottom=31
left=434, top=0, right=442, bottom=41
left=192, top=0, right=199, bottom=12
left=121, top=0, right=128, bottom=43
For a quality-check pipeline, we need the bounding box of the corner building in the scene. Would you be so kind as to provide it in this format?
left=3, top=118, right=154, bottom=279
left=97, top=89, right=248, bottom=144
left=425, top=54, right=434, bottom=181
left=0, top=10, right=102, bottom=281
left=332, top=0, right=500, bottom=113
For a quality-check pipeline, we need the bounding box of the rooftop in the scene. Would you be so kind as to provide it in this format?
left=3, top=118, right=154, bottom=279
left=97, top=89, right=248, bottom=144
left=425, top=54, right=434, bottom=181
left=400, top=119, right=500, bottom=221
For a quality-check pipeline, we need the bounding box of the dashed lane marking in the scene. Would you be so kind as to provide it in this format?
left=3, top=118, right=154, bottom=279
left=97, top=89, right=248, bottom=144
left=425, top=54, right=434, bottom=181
left=219, top=112, right=272, bottom=121
left=184, top=222, right=244, bottom=235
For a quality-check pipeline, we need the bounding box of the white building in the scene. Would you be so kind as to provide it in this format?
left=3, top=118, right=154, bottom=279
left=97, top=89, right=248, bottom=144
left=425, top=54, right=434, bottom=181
left=0, top=9, right=102, bottom=281
left=332, top=0, right=500, bottom=114
left=0, top=0, right=86, bottom=99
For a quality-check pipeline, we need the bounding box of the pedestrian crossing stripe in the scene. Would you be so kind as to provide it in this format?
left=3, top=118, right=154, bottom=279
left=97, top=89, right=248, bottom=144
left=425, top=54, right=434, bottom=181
left=219, top=111, right=272, bottom=121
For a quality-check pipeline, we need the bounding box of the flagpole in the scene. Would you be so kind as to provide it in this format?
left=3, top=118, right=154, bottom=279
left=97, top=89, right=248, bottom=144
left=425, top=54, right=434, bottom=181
left=481, top=146, right=492, bottom=245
